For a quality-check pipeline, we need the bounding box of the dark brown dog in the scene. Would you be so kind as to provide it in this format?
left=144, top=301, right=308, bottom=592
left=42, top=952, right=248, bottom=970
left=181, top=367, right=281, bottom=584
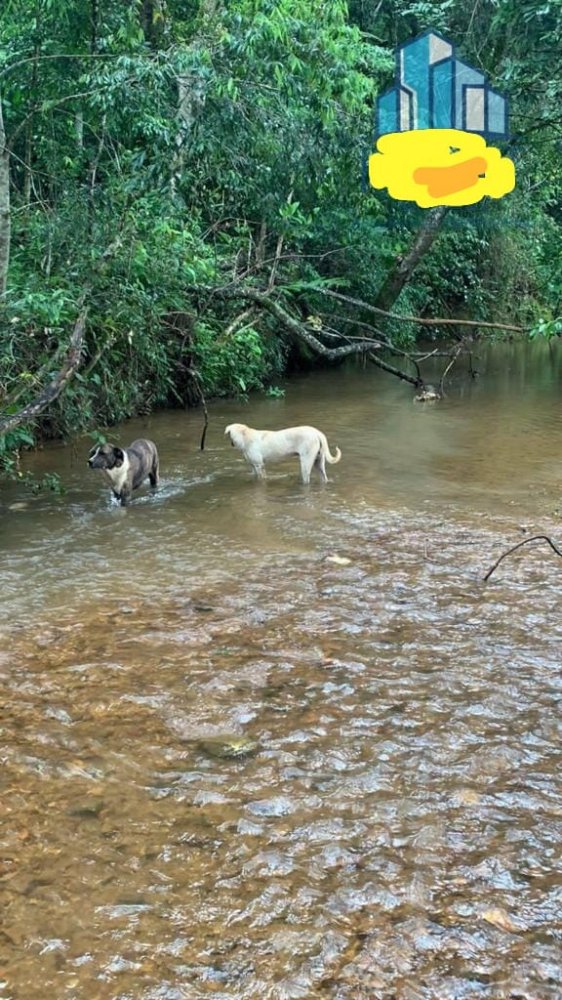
left=88, top=439, right=159, bottom=505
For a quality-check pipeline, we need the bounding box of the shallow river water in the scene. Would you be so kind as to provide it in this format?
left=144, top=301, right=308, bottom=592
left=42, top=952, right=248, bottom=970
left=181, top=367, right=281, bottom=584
left=1, top=341, right=562, bottom=1000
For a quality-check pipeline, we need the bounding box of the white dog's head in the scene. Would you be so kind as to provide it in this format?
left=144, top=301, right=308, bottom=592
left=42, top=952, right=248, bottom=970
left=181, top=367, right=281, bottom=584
left=224, top=423, right=249, bottom=448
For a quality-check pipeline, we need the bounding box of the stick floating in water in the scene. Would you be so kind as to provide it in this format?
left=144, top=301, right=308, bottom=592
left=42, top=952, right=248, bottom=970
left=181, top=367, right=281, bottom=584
left=483, top=535, right=562, bottom=582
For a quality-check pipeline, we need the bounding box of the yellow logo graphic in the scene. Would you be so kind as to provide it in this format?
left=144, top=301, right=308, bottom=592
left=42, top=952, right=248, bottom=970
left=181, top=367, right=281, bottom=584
left=369, top=128, right=515, bottom=208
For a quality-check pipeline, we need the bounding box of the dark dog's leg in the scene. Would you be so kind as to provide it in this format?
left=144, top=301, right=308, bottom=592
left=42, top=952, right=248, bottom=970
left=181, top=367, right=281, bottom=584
left=119, top=489, right=132, bottom=507
left=149, top=455, right=159, bottom=488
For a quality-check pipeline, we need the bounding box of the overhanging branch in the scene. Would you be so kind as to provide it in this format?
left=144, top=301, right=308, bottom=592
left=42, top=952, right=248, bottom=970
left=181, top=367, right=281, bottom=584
left=204, top=281, right=490, bottom=395
left=0, top=52, right=126, bottom=83
left=0, top=305, right=88, bottom=437
left=317, top=288, right=526, bottom=334
left=368, top=352, right=421, bottom=387
left=209, top=286, right=383, bottom=360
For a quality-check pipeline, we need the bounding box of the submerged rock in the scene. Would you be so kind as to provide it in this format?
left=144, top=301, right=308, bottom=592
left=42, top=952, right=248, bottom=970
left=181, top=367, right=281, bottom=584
left=66, top=798, right=104, bottom=818
left=198, top=736, right=258, bottom=760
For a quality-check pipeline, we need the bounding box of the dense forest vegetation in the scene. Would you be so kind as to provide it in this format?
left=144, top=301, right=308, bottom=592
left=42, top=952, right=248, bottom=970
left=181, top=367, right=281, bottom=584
left=0, top=0, right=561, bottom=469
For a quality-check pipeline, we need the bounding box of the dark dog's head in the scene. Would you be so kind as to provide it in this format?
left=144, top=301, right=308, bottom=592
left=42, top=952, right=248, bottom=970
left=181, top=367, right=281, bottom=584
left=88, top=443, right=125, bottom=470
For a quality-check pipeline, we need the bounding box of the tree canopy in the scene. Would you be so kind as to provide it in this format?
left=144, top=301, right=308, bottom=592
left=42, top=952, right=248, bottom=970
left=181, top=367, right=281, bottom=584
left=0, top=0, right=560, bottom=463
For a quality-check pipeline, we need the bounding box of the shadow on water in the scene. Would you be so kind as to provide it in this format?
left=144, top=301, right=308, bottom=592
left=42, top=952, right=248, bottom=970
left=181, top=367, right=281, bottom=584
left=1, top=340, right=561, bottom=998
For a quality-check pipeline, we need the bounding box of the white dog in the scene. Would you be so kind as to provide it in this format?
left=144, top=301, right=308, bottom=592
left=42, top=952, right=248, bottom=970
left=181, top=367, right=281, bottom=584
left=225, top=423, right=341, bottom=484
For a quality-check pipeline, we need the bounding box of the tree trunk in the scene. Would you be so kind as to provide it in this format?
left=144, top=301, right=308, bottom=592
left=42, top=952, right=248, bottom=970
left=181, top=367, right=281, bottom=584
left=23, top=47, right=39, bottom=209
left=91, top=0, right=99, bottom=53
left=170, top=0, right=221, bottom=195
left=23, top=122, right=32, bottom=207
left=374, top=206, right=448, bottom=312
left=171, top=69, right=206, bottom=194
left=0, top=93, right=11, bottom=298
left=76, top=110, right=84, bottom=150
left=141, top=0, right=165, bottom=48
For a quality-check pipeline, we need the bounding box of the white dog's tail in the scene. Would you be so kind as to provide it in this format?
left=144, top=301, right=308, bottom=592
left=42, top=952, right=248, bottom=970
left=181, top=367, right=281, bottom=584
left=319, top=432, right=341, bottom=465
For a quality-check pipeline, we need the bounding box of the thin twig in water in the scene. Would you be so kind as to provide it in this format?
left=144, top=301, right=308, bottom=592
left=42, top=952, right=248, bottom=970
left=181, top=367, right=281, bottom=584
left=199, top=400, right=209, bottom=450
left=189, top=369, right=209, bottom=451
left=439, top=343, right=464, bottom=395
left=483, top=535, right=562, bottom=581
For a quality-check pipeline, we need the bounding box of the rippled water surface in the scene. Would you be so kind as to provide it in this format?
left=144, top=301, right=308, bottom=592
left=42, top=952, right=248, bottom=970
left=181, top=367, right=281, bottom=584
left=1, top=342, right=562, bottom=999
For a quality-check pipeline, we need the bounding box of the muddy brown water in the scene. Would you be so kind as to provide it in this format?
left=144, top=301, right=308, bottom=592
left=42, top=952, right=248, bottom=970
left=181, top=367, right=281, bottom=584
left=1, top=341, right=562, bottom=1000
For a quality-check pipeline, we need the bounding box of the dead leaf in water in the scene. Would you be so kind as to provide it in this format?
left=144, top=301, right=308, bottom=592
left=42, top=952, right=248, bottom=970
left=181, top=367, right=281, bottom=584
left=481, top=908, right=524, bottom=933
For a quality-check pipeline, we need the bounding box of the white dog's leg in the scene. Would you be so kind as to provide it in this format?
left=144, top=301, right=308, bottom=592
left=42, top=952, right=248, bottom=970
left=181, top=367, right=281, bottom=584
left=299, top=445, right=317, bottom=485
left=315, top=450, right=328, bottom=483
left=252, top=461, right=267, bottom=479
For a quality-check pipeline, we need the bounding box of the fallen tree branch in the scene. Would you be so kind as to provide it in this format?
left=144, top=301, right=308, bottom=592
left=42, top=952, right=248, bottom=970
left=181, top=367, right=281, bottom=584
left=4, top=320, right=114, bottom=411
left=223, top=307, right=257, bottom=338
left=317, top=288, right=526, bottom=334
left=327, top=314, right=459, bottom=382
left=0, top=305, right=88, bottom=437
left=483, top=535, right=562, bottom=582
left=207, top=286, right=384, bottom=359
left=368, top=351, right=421, bottom=387
left=0, top=237, right=122, bottom=440
left=206, top=281, right=486, bottom=396
left=200, top=284, right=433, bottom=391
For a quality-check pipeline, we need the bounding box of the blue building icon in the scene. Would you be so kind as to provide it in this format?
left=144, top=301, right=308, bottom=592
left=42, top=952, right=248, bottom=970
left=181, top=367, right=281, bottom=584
left=377, top=30, right=508, bottom=139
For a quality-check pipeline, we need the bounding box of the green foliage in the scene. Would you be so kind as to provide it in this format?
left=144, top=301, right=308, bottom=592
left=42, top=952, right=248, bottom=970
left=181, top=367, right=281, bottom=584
left=21, top=471, right=65, bottom=495
left=0, top=426, right=36, bottom=476
left=530, top=317, right=562, bottom=340
left=0, top=0, right=561, bottom=467
left=0, top=427, right=63, bottom=493
left=193, top=323, right=286, bottom=397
